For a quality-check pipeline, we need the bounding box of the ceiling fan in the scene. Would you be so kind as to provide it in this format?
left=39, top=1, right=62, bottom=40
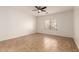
left=32, top=6, right=48, bottom=13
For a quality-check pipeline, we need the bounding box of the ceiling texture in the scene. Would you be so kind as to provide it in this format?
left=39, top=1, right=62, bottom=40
left=12, top=6, right=73, bottom=16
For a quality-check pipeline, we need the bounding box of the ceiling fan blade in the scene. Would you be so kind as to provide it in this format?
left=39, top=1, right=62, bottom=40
left=35, top=6, right=40, bottom=10
left=41, top=9, right=46, bottom=12
left=41, top=7, right=47, bottom=9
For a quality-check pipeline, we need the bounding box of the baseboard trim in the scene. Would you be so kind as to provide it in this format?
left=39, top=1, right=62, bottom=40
left=36, top=32, right=73, bottom=39
left=0, top=33, right=36, bottom=42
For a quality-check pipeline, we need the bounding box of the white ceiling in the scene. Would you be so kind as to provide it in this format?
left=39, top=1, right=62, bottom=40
left=12, top=6, right=73, bottom=16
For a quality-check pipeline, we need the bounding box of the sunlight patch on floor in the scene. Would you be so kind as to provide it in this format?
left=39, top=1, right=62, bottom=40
left=44, top=37, right=58, bottom=49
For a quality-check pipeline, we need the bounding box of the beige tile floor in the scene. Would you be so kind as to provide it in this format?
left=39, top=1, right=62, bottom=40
left=0, top=33, right=78, bottom=52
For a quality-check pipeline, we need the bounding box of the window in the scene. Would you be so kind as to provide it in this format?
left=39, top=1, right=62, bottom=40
left=45, top=16, right=57, bottom=31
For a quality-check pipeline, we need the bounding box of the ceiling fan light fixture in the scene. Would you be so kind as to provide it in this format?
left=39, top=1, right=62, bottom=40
left=32, top=6, right=48, bottom=15
left=38, top=10, right=41, bottom=13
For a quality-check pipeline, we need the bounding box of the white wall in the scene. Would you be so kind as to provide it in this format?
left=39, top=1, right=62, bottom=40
left=37, top=10, right=73, bottom=37
left=0, top=7, right=36, bottom=41
left=73, top=7, right=79, bottom=49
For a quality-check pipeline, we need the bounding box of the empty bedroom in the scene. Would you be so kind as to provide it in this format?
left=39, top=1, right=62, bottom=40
left=0, top=6, right=79, bottom=52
